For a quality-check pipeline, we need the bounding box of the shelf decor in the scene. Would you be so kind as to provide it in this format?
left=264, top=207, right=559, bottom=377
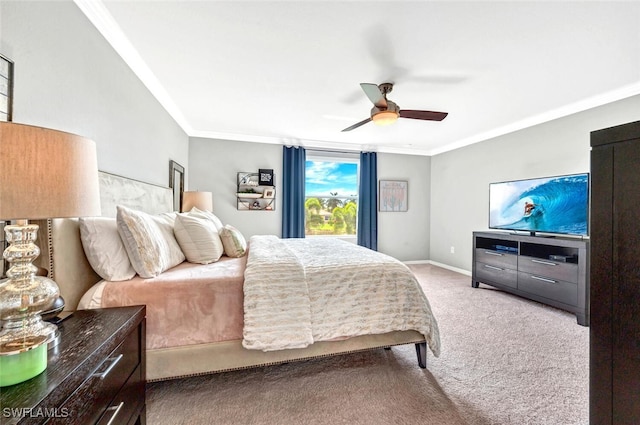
left=237, top=172, right=275, bottom=210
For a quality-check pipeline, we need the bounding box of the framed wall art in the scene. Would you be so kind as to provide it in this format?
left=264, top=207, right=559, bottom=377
left=0, top=54, right=14, bottom=122
left=258, top=168, right=274, bottom=186
left=169, top=160, right=185, bottom=212
left=379, top=180, right=408, bottom=212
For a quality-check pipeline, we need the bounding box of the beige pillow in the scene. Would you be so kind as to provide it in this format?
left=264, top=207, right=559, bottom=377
left=174, top=213, right=224, bottom=264
left=219, top=225, right=247, bottom=258
left=79, top=217, right=136, bottom=281
left=189, top=207, right=224, bottom=231
left=116, top=206, right=185, bottom=278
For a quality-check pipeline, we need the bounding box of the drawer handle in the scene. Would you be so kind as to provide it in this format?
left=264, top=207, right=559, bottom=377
left=531, top=259, right=557, bottom=266
left=484, top=264, right=504, bottom=271
left=104, top=401, right=124, bottom=425
left=531, top=275, right=557, bottom=284
left=484, top=251, right=504, bottom=256
left=92, top=354, right=123, bottom=380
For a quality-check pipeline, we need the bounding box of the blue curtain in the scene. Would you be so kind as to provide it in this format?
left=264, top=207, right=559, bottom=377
left=282, top=146, right=306, bottom=238
left=357, top=152, right=378, bottom=250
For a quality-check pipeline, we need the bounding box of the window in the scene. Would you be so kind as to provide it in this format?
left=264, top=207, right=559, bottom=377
left=305, top=151, right=359, bottom=237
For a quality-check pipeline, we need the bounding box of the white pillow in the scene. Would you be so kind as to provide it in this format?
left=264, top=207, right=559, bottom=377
left=116, top=206, right=185, bottom=278
left=189, top=207, right=224, bottom=231
left=79, top=217, right=136, bottom=281
left=219, top=225, right=247, bottom=258
left=174, top=213, right=224, bottom=264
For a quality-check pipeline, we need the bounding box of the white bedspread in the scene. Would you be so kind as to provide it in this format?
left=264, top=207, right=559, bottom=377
left=242, top=236, right=440, bottom=357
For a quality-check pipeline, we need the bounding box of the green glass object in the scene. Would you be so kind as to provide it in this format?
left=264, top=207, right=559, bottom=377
left=0, top=336, right=48, bottom=387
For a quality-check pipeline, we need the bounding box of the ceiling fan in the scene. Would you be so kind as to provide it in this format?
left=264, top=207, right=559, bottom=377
left=341, top=83, right=448, bottom=132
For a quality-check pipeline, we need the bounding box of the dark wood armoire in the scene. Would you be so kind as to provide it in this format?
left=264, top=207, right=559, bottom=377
left=590, top=120, right=640, bottom=424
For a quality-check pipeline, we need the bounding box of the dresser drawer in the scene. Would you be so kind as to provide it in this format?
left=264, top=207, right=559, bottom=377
left=518, top=272, right=578, bottom=306
left=50, top=324, right=141, bottom=424
left=475, top=249, right=518, bottom=270
left=97, top=364, right=144, bottom=425
left=518, top=256, right=578, bottom=283
left=476, top=262, right=518, bottom=289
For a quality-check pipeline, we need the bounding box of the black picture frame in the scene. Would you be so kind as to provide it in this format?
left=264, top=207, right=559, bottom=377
left=258, top=168, right=274, bottom=186
left=169, top=160, right=185, bottom=212
left=0, top=53, right=14, bottom=122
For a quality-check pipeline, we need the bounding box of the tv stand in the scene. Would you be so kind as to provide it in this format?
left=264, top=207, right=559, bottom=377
left=472, top=231, right=589, bottom=326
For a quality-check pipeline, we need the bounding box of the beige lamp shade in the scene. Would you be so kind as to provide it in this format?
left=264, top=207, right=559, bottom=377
left=0, top=122, right=101, bottom=220
left=182, top=191, right=213, bottom=212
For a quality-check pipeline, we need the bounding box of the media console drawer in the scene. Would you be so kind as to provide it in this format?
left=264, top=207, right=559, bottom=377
left=476, top=262, right=518, bottom=289
left=518, top=256, right=578, bottom=284
left=518, top=272, right=578, bottom=306
left=475, top=249, right=517, bottom=270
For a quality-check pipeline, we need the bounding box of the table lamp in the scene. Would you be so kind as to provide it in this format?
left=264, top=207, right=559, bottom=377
left=182, top=191, right=213, bottom=212
left=0, top=122, right=100, bottom=386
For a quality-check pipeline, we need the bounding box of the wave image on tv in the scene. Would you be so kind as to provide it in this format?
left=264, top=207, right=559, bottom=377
left=489, top=174, right=589, bottom=236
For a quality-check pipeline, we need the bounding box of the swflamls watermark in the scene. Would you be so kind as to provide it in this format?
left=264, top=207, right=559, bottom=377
left=2, top=407, right=71, bottom=419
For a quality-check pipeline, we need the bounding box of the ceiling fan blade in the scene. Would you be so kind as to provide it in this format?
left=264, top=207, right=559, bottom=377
left=341, top=117, right=372, bottom=132
left=360, top=83, right=387, bottom=108
left=399, top=110, right=448, bottom=121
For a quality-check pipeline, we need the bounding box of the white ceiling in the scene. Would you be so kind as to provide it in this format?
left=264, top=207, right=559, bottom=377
left=76, top=1, right=640, bottom=156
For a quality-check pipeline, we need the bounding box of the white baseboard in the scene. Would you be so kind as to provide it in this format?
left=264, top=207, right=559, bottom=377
left=426, top=260, right=472, bottom=276
left=403, top=260, right=430, bottom=265
left=402, top=260, right=471, bottom=276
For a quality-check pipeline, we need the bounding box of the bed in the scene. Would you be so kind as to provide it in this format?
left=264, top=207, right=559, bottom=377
left=34, top=172, right=440, bottom=381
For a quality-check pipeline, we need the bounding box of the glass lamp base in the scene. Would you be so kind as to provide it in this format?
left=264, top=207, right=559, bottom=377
left=0, top=222, right=61, bottom=354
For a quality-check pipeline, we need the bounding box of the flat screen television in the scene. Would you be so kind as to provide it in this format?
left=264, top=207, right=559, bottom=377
left=489, top=173, right=589, bottom=236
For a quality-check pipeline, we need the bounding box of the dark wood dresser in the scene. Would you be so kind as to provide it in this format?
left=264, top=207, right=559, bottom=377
left=0, top=306, right=146, bottom=425
left=590, top=120, right=640, bottom=424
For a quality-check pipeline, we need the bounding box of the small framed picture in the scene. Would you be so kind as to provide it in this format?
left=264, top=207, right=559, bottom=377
left=379, top=180, right=408, bottom=212
left=0, top=53, right=14, bottom=122
left=262, top=187, right=275, bottom=198
left=259, top=169, right=274, bottom=186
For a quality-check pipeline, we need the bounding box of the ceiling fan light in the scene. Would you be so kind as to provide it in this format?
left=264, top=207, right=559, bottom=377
left=372, top=111, right=399, bottom=126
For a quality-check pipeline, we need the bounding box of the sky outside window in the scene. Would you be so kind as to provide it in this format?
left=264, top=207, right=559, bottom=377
left=305, top=161, right=358, bottom=198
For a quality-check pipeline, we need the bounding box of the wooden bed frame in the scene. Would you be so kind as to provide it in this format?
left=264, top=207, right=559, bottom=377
left=34, top=171, right=429, bottom=381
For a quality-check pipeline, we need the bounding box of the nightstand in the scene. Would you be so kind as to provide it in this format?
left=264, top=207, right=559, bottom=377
left=0, top=306, right=146, bottom=425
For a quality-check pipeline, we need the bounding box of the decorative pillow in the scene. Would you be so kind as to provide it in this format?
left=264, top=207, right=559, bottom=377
left=219, top=225, right=247, bottom=258
left=116, top=206, right=185, bottom=278
left=189, top=207, right=224, bottom=231
left=151, top=212, right=185, bottom=265
left=79, top=217, right=136, bottom=281
left=173, top=213, right=224, bottom=264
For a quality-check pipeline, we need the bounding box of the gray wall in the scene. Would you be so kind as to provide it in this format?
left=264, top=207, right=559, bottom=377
left=188, top=137, right=283, bottom=238
left=430, top=94, right=640, bottom=273
left=188, top=138, right=432, bottom=261
left=378, top=153, right=431, bottom=261
left=0, top=1, right=188, bottom=187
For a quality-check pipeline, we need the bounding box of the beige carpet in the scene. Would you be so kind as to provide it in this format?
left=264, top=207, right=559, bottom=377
left=147, top=264, right=588, bottom=425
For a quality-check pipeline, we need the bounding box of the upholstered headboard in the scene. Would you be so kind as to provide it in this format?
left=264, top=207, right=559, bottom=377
left=34, top=171, right=174, bottom=311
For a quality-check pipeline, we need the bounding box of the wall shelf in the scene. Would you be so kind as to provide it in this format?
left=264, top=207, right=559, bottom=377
left=236, top=172, right=275, bottom=211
